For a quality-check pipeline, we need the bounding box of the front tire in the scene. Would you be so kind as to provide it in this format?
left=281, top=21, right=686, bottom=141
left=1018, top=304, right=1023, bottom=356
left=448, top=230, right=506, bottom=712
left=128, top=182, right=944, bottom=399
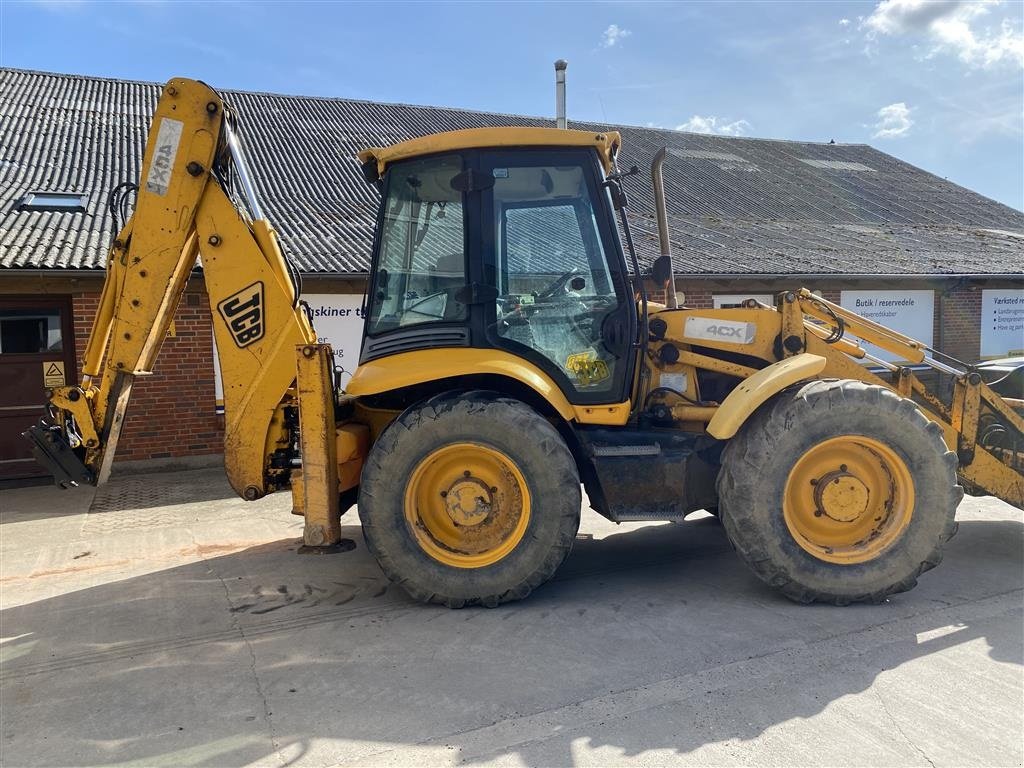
left=718, top=379, right=962, bottom=605
left=359, top=393, right=581, bottom=607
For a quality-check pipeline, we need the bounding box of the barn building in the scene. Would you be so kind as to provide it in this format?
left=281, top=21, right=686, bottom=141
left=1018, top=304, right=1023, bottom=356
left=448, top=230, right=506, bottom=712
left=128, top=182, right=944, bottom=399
left=1, top=68, right=1022, bottom=480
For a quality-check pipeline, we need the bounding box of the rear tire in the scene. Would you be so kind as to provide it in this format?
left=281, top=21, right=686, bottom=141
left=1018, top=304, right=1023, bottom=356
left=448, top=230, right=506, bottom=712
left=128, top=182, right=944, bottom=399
left=359, top=393, right=581, bottom=607
left=718, top=379, right=961, bottom=605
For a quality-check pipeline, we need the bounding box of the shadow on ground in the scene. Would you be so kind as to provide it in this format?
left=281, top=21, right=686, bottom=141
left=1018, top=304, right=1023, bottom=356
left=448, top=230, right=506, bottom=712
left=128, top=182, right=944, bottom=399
left=1, top=513, right=1021, bottom=766
left=0, top=476, right=54, bottom=492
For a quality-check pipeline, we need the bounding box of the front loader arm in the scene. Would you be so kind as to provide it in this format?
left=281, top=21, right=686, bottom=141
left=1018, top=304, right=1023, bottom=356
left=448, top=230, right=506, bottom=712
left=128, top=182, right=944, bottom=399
left=27, top=78, right=317, bottom=498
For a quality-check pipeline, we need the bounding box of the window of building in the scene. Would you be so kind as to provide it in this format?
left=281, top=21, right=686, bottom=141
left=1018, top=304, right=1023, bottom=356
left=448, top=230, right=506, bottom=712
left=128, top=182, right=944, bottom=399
left=0, top=309, right=64, bottom=354
left=713, top=294, right=773, bottom=309
left=18, top=192, right=88, bottom=213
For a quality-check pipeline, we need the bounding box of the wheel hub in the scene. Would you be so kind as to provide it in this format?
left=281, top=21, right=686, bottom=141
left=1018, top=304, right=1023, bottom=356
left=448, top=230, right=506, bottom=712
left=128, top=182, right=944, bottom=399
left=815, top=471, right=870, bottom=523
left=404, top=442, right=531, bottom=569
left=783, top=435, right=914, bottom=564
left=444, top=477, right=493, bottom=526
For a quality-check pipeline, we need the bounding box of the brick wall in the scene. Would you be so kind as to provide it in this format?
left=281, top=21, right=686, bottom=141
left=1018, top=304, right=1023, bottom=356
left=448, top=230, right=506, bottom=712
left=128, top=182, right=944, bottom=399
left=644, top=283, right=715, bottom=307
left=678, top=285, right=713, bottom=308
left=72, top=286, right=223, bottom=463
left=671, top=283, right=842, bottom=308
left=936, top=284, right=982, bottom=363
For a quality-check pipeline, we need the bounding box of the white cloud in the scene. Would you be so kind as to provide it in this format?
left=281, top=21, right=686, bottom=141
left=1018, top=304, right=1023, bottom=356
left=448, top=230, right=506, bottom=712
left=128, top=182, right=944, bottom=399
left=872, top=102, right=914, bottom=138
left=839, top=18, right=851, bottom=26
left=862, top=0, right=1023, bottom=69
left=601, top=24, right=632, bottom=48
left=676, top=115, right=752, bottom=136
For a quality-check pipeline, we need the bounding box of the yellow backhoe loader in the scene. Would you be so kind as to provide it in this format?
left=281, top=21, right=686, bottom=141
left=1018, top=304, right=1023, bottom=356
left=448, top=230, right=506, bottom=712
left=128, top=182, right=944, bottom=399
left=27, top=78, right=1024, bottom=608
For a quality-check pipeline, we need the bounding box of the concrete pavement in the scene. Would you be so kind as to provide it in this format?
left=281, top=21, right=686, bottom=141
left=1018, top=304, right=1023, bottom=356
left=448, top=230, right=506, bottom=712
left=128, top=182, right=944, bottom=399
left=1, top=467, right=1021, bottom=767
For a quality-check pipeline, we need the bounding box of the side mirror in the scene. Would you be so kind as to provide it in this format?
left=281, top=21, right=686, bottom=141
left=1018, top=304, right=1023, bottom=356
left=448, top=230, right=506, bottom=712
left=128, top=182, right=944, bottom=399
left=651, top=254, right=673, bottom=286
left=569, top=276, right=586, bottom=292
left=603, top=179, right=628, bottom=210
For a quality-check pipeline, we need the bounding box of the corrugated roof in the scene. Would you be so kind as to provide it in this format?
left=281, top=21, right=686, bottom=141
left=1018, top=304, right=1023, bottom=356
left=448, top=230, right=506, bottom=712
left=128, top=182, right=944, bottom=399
left=1, top=68, right=1022, bottom=276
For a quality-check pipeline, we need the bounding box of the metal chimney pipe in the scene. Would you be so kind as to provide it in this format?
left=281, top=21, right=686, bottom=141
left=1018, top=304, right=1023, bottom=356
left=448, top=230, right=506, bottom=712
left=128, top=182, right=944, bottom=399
left=555, top=60, right=567, bottom=129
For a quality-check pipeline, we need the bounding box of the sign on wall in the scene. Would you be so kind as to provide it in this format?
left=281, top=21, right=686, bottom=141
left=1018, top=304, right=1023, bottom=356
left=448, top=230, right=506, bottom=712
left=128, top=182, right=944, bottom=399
left=302, top=294, right=366, bottom=380
left=981, top=289, right=1024, bottom=359
left=840, top=290, right=934, bottom=364
left=214, top=293, right=366, bottom=413
left=42, top=361, right=65, bottom=387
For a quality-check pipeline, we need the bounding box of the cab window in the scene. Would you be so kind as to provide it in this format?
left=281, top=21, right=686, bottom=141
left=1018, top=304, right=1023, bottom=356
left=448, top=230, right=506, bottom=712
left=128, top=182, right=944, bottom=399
left=491, top=160, right=623, bottom=394
left=366, top=155, right=467, bottom=335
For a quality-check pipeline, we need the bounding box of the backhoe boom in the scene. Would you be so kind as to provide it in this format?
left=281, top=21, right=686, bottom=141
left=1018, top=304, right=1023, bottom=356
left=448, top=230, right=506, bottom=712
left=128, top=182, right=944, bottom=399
left=26, top=78, right=321, bottom=503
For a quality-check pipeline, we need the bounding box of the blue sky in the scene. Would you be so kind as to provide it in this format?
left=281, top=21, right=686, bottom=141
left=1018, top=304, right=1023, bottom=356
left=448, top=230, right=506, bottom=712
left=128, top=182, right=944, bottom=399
left=2, top=0, right=1022, bottom=209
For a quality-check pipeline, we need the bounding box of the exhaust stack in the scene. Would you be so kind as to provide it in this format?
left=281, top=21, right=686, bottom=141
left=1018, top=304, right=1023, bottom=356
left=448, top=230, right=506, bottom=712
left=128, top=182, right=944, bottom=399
left=651, top=148, right=679, bottom=309
left=555, top=60, right=567, bottom=129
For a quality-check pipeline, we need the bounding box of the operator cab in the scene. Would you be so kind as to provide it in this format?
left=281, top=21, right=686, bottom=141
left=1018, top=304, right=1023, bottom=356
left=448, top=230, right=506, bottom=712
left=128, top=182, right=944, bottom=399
left=358, top=128, right=636, bottom=405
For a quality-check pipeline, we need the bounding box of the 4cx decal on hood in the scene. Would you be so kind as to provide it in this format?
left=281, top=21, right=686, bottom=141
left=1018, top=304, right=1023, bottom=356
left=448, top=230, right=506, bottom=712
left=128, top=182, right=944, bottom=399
left=683, top=316, right=756, bottom=345
left=218, top=282, right=265, bottom=348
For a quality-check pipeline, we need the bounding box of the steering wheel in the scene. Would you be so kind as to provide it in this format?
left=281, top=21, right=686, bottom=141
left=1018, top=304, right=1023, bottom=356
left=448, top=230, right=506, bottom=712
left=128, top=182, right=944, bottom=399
left=403, top=291, right=448, bottom=320
left=536, top=268, right=582, bottom=300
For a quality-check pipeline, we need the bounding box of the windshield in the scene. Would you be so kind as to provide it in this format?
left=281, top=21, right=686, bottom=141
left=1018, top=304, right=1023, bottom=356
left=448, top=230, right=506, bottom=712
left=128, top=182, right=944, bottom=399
left=366, top=154, right=467, bottom=335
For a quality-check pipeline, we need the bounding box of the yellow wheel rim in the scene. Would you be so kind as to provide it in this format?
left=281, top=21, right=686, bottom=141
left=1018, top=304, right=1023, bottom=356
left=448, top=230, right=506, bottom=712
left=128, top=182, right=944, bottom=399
left=783, top=435, right=914, bottom=564
left=404, top=442, right=531, bottom=569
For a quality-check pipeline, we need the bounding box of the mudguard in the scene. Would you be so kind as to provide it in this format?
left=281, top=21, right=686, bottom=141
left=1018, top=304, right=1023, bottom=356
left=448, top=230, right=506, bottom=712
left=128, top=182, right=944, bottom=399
left=706, top=353, right=827, bottom=440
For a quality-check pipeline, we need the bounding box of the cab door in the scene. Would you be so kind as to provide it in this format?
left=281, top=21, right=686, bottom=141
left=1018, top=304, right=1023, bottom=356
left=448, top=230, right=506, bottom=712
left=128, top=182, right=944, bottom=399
left=481, top=148, right=636, bottom=405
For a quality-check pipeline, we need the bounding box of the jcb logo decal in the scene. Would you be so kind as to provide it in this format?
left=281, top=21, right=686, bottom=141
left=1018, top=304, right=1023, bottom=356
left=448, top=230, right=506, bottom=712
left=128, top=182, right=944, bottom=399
left=218, top=282, right=265, bottom=348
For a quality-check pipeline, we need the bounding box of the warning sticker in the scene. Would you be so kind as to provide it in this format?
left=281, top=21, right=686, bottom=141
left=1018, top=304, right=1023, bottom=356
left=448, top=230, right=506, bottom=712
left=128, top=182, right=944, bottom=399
left=565, top=351, right=610, bottom=386
left=43, top=361, right=65, bottom=388
left=145, top=117, right=183, bottom=196
left=659, top=372, right=688, bottom=395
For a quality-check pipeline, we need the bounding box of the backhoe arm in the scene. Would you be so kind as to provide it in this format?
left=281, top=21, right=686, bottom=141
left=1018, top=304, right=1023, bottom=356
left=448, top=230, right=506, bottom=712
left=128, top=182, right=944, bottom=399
left=26, top=78, right=318, bottom=499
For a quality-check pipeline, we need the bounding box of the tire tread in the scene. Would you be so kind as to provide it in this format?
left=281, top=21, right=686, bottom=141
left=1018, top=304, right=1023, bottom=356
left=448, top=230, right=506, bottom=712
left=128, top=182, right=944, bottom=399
left=360, top=393, right=580, bottom=608
left=718, top=379, right=961, bottom=605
